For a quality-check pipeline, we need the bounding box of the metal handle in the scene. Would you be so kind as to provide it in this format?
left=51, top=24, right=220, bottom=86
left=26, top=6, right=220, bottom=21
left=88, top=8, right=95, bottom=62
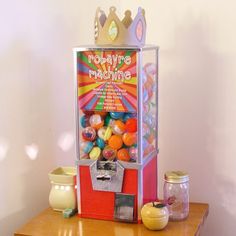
left=96, top=174, right=111, bottom=181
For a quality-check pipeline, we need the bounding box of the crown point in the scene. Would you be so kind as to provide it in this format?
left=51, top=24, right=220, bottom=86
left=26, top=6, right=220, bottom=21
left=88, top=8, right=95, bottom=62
left=122, top=10, right=133, bottom=28
left=110, top=6, right=116, bottom=12
left=94, top=6, right=146, bottom=46
left=142, top=9, right=145, bottom=17
left=95, top=7, right=101, bottom=16
left=125, top=10, right=131, bottom=17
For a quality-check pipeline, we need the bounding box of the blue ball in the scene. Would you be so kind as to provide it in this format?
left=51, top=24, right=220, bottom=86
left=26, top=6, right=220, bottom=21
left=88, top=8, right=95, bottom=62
left=143, top=89, right=149, bottom=103
left=80, top=115, right=89, bottom=128
left=96, top=137, right=105, bottom=149
left=123, top=113, right=137, bottom=122
left=82, top=141, right=93, bottom=153
left=110, top=112, right=124, bottom=120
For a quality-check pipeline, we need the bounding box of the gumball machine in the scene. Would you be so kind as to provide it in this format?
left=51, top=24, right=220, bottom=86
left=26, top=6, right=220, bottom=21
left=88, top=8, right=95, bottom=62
left=74, top=7, right=158, bottom=223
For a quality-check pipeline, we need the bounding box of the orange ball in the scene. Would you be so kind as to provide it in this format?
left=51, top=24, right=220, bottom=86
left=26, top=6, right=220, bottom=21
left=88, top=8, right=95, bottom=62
left=108, top=135, right=123, bottom=150
left=125, top=118, right=137, bottom=132
left=112, top=120, right=126, bottom=135
left=147, top=131, right=155, bottom=144
left=117, top=148, right=130, bottom=162
left=122, top=133, right=136, bottom=146
left=89, top=114, right=104, bottom=130
left=92, top=121, right=104, bottom=130
left=94, top=111, right=108, bottom=118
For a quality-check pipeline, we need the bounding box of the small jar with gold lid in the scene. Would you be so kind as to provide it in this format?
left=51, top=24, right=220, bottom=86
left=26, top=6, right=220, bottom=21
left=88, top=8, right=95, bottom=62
left=163, top=171, right=189, bottom=221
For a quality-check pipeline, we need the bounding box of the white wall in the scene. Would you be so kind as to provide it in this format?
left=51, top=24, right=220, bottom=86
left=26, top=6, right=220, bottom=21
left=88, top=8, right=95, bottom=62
left=117, top=1, right=236, bottom=236
left=0, top=1, right=120, bottom=235
left=0, top=1, right=80, bottom=235
left=0, top=0, right=236, bottom=235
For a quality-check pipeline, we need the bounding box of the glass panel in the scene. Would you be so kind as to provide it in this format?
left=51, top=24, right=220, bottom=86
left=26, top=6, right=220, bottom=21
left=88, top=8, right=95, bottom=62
left=141, top=48, right=158, bottom=159
left=77, top=49, right=138, bottom=163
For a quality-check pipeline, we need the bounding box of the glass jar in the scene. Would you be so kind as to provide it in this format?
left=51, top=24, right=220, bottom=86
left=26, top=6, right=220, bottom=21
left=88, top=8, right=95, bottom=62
left=163, top=171, right=189, bottom=221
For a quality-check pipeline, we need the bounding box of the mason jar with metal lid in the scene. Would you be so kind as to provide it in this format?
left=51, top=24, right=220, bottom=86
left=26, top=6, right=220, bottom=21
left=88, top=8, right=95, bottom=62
left=163, top=171, right=189, bottom=221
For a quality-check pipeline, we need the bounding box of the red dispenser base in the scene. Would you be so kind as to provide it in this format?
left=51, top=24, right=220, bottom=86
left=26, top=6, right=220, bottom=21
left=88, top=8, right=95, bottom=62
left=78, top=156, right=157, bottom=222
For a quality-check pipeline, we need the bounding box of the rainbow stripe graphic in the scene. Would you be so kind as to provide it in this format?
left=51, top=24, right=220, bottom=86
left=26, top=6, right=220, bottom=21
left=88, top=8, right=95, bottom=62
left=77, top=50, right=137, bottom=112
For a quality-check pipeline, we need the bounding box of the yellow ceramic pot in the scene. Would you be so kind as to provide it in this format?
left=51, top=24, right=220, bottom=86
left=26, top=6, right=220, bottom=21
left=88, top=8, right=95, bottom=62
left=141, top=202, right=169, bottom=230
left=48, top=167, right=77, bottom=211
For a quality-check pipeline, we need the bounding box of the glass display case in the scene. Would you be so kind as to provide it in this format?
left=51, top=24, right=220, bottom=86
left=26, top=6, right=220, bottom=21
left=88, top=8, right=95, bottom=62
left=74, top=45, right=158, bottom=222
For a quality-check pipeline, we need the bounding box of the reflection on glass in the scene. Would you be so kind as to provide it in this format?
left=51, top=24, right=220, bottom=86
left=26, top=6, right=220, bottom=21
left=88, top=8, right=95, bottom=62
left=142, top=62, right=157, bottom=158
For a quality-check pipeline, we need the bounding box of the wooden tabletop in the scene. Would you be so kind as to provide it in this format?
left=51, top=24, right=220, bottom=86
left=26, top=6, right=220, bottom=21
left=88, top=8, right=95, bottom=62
left=15, top=202, right=209, bottom=236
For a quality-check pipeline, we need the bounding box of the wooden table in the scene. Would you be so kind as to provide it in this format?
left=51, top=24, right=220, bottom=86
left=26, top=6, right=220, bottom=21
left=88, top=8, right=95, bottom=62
left=15, top=202, right=209, bottom=236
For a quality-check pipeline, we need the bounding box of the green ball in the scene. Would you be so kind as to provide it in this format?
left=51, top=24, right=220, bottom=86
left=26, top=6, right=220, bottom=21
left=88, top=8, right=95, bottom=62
left=104, top=115, right=112, bottom=126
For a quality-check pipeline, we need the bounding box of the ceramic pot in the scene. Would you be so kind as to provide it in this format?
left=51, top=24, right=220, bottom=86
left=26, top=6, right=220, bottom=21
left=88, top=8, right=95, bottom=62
left=48, top=167, right=77, bottom=211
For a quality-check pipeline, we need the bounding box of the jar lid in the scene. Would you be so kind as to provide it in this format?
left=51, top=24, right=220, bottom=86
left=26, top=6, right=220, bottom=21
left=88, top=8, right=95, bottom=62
left=164, top=171, right=189, bottom=183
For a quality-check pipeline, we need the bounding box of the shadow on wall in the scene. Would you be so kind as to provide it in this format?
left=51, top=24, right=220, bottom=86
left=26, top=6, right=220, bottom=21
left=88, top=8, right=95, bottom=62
left=159, top=11, right=236, bottom=236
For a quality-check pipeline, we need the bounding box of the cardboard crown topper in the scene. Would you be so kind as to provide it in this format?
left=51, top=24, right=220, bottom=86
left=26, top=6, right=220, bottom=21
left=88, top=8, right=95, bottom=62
left=95, top=6, right=146, bottom=46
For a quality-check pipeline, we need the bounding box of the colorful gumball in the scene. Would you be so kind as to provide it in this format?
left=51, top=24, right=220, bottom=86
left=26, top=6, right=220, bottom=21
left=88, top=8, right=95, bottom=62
left=102, top=146, right=117, bottom=160
left=143, top=138, right=149, bottom=153
left=144, top=63, right=157, bottom=77
left=122, top=132, right=136, bottom=146
left=147, top=89, right=153, bottom=100
left=143, top=138, right=155, bottom=156
left=143, top=123, right=150, bottom=137
left=143, top=103, right=150, bottom=113
left=89, top=114, right=104, bottom=130
left=80, top=115, right=90, bottom=128
left=104, top=114, right=114, bottom=126
left=104, top=126, right=113, bottom=140
left=96, top=137, right=105, bottom=149
left=94, top=111, right=107, bottom=117
left=123, top=113, right=137, bottom=122
left=142, top=68, right=147, bottom=83
left=82, top=126, right=96, bottom=141
left=89, top=147, right=101, bottom=160
left=125, top=118, right=137, bottom=132
left=80, top=141, right=93, bottom=154
left=145, top=75, right=155, bottom=89
left=112, top=120, right=126, bottom=135
left=129, top=147, right=138, bottom=160
left=110, top=112, right=124, bottom=120
left=82, top=110, right=94, bottom=115
left=98, top=126, right=112, bottom=141
left=97, top=127, right=106, bottom=140
left=143, top=88, right=149, bottom=103
left=80, top=153, right=89, bottom=159
left=143, top=116, right=149, bottom=126
left=147, top=129, right=155, bottom=144
left=149, top=115, right=156, bottom=128
left=117, top=148, right=130, bottom=162
left=143, top=137, right=149, bottom=148
left=143, top=115, right=156, bottom=128
left=108, top=135, right=123, bottom=150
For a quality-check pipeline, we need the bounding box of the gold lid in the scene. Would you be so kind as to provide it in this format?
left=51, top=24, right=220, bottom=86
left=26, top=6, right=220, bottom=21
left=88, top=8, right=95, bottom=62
left=164, top=171, right=189, bottom=183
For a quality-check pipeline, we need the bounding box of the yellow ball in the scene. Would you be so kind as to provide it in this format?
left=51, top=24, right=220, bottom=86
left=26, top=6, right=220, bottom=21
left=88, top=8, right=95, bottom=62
left=89, top=147, right=101, bottom=160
